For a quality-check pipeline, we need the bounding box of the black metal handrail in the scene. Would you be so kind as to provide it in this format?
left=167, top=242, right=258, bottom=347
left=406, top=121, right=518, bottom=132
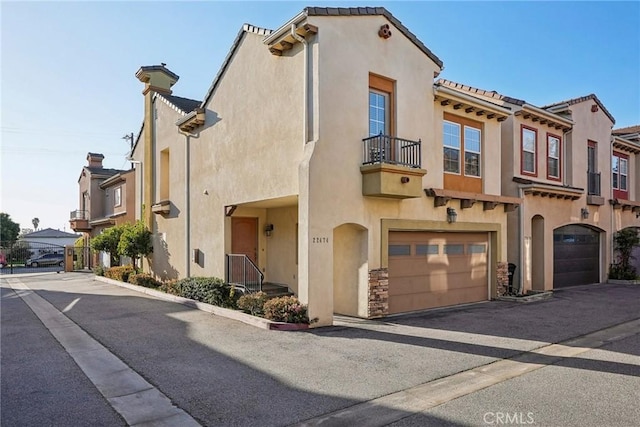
left=225, top=254, right=263, bottom=293
left=362, top=134, right=421, bottom=168
left=70, top=210, right=89, bottom=220
left=587, top=171, right=601, bottom=196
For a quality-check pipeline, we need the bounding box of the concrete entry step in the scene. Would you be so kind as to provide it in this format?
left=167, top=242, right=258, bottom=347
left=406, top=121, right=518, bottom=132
left=262, top=282, right=294, bottom=298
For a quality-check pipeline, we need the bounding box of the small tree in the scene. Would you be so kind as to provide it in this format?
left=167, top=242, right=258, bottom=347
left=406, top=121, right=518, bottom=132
left=91, top=226, right=124, bottom=266
left=0, top=213, right=20, bottom=245
left=609, top=228, right=640, bottom=280
left=117, top=220, right=153, bottom=270
left=32, top=217, right=40, bottom=230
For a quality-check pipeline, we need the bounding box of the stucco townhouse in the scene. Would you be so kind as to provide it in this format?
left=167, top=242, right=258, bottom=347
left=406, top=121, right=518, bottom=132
left=70, top=152, right=136, bottom=267
left=130, top=7, right=524, bottom=326
left=434, top=82, right=640, bottom=291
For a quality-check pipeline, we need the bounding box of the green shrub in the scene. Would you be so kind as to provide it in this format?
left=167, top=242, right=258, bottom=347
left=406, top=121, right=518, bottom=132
left=105, top=265, right=135, bottom=282
left=608, top=263, right=638, bottom=280
left=93, top=265, right=105, bottom=277
left=158, top=280, right=180, bottom=295
left=263, top=296, right=313, bottom=324
left=174, top=277, right=237, bottom=308
left=128, top=272, right=161, bottom=288
left=237, top=291, right=268, bottom=316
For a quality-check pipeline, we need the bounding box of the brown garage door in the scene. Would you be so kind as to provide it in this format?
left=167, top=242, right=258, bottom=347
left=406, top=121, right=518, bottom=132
left=388, top=232, right=489, bottom=314
left=553, top=225, right=600, bottom=288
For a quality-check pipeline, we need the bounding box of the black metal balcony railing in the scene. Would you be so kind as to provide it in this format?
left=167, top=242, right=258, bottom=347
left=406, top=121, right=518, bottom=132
left=70, top=210, right=89, bottom=220
left=362, top=134, right=422, bottom=169
left=587, top=171, right=601, bottom=196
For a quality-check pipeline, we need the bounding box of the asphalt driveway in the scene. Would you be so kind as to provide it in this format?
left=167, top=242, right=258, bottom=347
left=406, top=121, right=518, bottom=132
left=2, top=273, right=639, bottom=426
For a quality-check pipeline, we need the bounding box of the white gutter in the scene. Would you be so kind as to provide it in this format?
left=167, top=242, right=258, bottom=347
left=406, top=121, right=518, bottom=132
left=290, top=24, right=309, bottom=144
left=263, top=11, right=307, bottom=45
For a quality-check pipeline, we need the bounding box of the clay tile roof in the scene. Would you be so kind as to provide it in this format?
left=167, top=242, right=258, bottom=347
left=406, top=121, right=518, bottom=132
left=436, top=79, right=525, bottom=106
left=305, top=7, right=443, bottom=69
left=160, top=94, right=201, bottom=114
left=612, top=124, right=640, bottom=135
left=542, top=94, right=616, bottom=125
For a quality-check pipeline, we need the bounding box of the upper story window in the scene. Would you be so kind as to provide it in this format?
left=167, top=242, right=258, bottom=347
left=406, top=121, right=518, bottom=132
left=443, top=121, right=461, bottom=173
left=521, top=126, right=537, bottom=176
left=587, top=140, right=600, bottom=196
left=369, top=91, right=388, bottom=136
left=443, top=113, right=482, bottom=193
left=160, top=149, right=170, bottom=200
left=114, top=187, right=122, bottom=207
left=612, top=152, right=628, bottom=199
left=464, top=127, right=481, bottom=177
left=369, top=73, right=395, bottom=137
left=547, top=133, right=561, bottom=181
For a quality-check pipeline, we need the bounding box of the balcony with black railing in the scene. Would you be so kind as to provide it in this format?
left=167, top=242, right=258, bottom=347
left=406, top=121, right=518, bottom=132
left=69, top=210, right=91, bottom=232
left=360, top=134, right=427, bottom=199
left=586, top=171, right=604, bottom=205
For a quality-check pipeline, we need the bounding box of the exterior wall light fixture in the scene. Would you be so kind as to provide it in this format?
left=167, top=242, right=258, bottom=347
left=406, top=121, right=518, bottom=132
left=264, top=224, right=274, bottom=237
left=581, top=207, right=589, bottom=220
left=447, top=207, right=457, bottom=223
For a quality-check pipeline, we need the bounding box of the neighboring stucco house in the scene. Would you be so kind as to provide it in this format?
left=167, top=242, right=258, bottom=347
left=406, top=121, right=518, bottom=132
left=610, top=125, right=640, bottom=274
left=69, top=153, right=136, bottom=265
left=21, top=228, right=80, bottom=255
left=131, top=7, right=522, bottom=326
left=438, top=82, right=638, bottom=291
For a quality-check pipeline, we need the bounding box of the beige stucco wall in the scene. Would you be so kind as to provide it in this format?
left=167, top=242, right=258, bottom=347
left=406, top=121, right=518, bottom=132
left=146, top=98, right=191, bottom=280
left=187, top=31, right=304, bottom=283
left=266, top=206, right=299, bottom=292
left=296, top=15, right=511, bottom=325
left=503, top=100, right=616, bottom=292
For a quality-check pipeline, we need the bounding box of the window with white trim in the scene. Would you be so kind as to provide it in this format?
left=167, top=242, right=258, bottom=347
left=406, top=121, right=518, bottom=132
left=612, top=152, right=628, bottom=196
left=522, top=127, right=537, bottom=175
left=114, top=187, right=122, bottom=207
left=443, top=121, right=461, bottom=173
left=464, top=127, right=481, bottom=177
left=547, top=134, right=561, bottom=180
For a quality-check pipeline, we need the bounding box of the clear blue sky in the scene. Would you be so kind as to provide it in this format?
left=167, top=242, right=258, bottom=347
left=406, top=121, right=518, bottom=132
left=2, top=1, right=639, bottom=232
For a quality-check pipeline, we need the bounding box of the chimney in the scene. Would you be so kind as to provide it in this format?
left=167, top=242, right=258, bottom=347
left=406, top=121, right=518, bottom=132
left=135, top=64, right=179, bottom=228
left=87, top=152, right=104, bottom=168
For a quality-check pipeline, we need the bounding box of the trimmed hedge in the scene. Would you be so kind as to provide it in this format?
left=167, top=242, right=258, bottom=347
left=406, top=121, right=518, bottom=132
left=128, top=272, right=161, bottom=288
left=174, top=277, right=237, bottom=309
left=105, top=265, right=135, bottom=283
left=237, top=291, right=268, bottom=316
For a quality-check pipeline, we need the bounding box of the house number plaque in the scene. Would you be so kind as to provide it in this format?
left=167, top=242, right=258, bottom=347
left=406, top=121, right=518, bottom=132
left=312, top=237, right=329, bottom=243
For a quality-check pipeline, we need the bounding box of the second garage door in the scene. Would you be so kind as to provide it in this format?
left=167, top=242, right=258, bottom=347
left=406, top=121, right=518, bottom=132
left=388, top=231, right=489, bottom=314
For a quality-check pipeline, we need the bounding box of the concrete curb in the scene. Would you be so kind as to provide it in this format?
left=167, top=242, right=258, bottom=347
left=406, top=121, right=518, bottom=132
left=607, top=279, right=640, bottom=285
left=94, top=276, right=308, bottom=331
left=496, top=291, right=553, bottom=303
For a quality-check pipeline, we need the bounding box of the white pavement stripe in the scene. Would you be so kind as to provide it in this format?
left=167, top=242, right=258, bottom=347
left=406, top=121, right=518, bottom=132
left=7, top=278, right=200, bottom=427
left=295, top=319, right=640, bottom=427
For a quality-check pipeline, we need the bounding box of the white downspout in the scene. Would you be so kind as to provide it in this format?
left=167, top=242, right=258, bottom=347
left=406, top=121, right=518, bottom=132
left=290, top=24, right=309, bottom=144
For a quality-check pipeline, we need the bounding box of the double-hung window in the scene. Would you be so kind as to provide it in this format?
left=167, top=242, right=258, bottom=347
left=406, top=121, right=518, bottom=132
left=612, top=152, right=628, bottom=199
left=547, top=133, right=561, bottom=181
left=464, top=127, right=481, bottom=177
left=521, top=126, right=537, bottom=176
left=443, top=121, right=461, bottom=173
left=443, top=114, right=482, bottom=192
left=114, top=187, right=122, bottom=207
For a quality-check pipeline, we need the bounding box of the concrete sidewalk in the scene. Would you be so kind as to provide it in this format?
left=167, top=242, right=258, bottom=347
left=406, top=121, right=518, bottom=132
left=3, top=273, right=639, bottom=426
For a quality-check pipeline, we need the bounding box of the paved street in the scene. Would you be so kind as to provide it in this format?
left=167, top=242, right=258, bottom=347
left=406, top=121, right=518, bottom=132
left=2, top=272, right=639, bottom=426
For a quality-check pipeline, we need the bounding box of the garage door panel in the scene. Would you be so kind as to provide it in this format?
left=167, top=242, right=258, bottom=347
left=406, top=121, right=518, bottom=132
left=389, top=286, right=487, bottom=313
left=388, top=231, right=488, bottom=314
left=553, top=225, right=600, bottom=288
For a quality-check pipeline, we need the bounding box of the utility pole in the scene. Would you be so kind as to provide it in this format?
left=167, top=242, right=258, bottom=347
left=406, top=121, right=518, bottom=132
left=122, top=132, right=135, bottom=169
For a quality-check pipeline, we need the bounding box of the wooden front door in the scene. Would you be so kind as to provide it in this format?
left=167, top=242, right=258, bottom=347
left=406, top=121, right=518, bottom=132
left=231, top=217, right=258, bottom=263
